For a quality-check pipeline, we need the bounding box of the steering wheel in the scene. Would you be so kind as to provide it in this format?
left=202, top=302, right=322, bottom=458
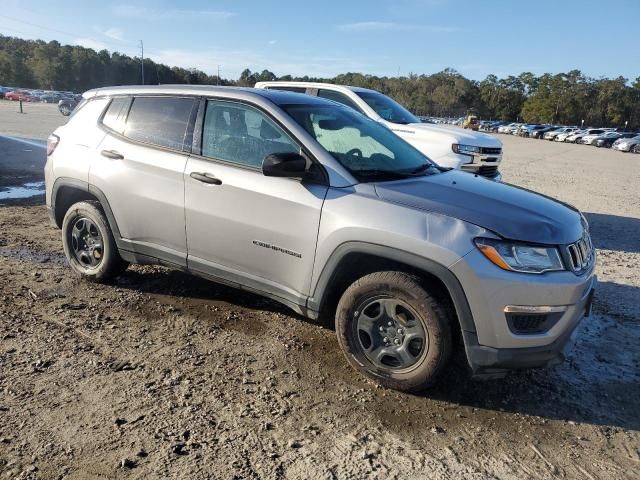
left=345, top=148, right=363, bottom=157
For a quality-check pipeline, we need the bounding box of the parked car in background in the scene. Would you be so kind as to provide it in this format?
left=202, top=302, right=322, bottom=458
left=521, top=124, right=548, bottom=138
left=545, top=127, right=577, bottom=141
left=530, top=125, right=559, bottom=139
left=0, top=86, right=13, bottom=98
left=39, top=92, right=64, bottom=103
left=567, top=129, right=606, bottom=144
left=594, top=132, right=637, bottom=148
left=555, top=129, right=582, bottom=142
left=4, top=89, right=37, bottom=101
left=58, top=95, right=82, bottom=116
left=256, top=81, right=504, bottom=180
left=582, top=131, right=618, bottom=145
left=612, top=135, right=640, bottom=152
left=505, top=123, right=523, bottom=134
left=482, top=121, right=507, bottom=132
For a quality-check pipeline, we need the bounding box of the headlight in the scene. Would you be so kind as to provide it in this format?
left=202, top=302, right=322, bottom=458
left=475, top=238, right=564, bottom=274
left=452, top=144, right=481, bottom=155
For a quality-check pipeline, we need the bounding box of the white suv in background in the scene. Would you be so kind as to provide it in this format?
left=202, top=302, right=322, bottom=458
left=256, top=81, right=503, bottom=180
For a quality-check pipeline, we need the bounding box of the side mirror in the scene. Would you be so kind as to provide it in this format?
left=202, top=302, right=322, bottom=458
left=262, top=152, right=307, bottom=178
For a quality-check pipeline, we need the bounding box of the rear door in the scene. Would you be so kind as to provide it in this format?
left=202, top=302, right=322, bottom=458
left=90, top=95, right=197, bottom=266
left=184, top=99, right=328, bottom=304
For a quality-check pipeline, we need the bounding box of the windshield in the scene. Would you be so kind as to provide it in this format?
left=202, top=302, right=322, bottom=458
left=354, top=91, right=420, bottom=125
left=282, top=103, right=439, bottom=182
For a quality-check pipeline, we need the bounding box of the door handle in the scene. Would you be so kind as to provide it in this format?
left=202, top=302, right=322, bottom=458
left=101, top=149, right=124, bottom=160
left=190, top=172, right=222, bottom=185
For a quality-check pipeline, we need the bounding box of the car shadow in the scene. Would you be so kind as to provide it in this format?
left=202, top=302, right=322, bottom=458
left=115, top=268, right=306, bottom=320
left=116, top=266, right=640, bottom=432
left=584, top=212, right=640, bottom=254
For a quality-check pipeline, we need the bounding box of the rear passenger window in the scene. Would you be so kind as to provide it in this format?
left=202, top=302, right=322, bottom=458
left=102, top=97, right=131, bottom=134
left=317, top=89, right=362, bottom=112
left=124, top=97, right=195, bottom=150
left=201, top=100, right=299, bottom=168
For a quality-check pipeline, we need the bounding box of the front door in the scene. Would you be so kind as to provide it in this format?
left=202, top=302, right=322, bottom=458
left=184, top=99, right=327, bottom=304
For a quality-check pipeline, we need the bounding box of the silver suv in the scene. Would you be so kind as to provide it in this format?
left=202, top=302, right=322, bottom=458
left=45, top=86, right=597, bottom=392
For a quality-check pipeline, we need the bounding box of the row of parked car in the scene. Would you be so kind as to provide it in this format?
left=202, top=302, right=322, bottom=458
left=0, top=85, right=83, bottom=116
left=479, top=121, right=640, bottom=153
left=0, top=86, right=78, bottom=103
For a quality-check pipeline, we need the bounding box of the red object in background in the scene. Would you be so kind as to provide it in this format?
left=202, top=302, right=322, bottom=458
left=4, top=90, right=35, bottom=101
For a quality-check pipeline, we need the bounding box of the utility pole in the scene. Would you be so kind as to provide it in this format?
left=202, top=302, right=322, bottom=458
left=217, top=65, right=220, bottom=86
left=139, top=40, right=145, bottom=85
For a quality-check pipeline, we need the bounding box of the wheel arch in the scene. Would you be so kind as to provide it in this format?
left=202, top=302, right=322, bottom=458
left=51, top=178, right=122, bottom=241
left=308, top=242, right=476, bottom=336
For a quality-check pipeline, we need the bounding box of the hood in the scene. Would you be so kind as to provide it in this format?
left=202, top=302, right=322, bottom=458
left=392, top=122, right=502, bottom=148
left=374, top=170, right=583, bottom=245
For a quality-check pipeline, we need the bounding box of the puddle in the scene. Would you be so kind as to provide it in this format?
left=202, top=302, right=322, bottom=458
left=0, top=181, right=45, bottom=200
left=0, top=246, right=66, bottom=264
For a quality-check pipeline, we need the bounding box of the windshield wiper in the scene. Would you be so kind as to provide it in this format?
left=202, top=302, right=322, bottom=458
left=409, top=163, right=433, bottom=175
left=355, top=169, right=412, bottom=181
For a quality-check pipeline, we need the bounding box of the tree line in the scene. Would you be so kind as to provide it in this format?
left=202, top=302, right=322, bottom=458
left=1, top=35, right=639, bottom=128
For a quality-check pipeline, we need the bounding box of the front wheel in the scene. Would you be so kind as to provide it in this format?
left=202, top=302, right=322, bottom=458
left=62, top=201, right=128, bottom=282
left=633, top=145, right=640, bottom=154
left=336, top=271, right=452, bottom=392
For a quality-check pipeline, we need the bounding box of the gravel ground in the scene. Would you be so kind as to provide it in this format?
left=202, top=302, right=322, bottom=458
left=0, top=128, right=639, bottom=479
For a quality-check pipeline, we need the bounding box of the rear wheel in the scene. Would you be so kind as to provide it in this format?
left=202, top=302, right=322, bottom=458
left=336, top=271, right=452, bottom=392
left=62, top=201, right=128, bottom=282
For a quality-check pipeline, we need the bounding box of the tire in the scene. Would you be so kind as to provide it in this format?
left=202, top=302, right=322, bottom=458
left=59, top=105, right=71, bottom=116
left=633, top=145, right=640, bottom=154
left=61, top=201, right=128, bottom=282
left=335, top=271, right=452, bottom=392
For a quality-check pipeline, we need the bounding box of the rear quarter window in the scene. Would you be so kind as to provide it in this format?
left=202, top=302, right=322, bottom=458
left=101, top=96, right=132, bottom=134
left=124, top=96, right=195, bottom=151
left=67, top=97, right=109, bottom=126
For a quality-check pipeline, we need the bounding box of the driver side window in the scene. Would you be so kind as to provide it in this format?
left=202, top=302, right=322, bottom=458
left=202, top=100, right=299, bottom=168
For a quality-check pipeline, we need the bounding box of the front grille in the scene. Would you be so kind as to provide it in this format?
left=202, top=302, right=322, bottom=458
left=480, top=147, right=502, bottom=155
left=477, top=165, right=498, bottom=177
left=566, top=232, right=594, bottom=274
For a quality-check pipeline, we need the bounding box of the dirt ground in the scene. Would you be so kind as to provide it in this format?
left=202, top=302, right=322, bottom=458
left=1, top=126, right=639, bottom=479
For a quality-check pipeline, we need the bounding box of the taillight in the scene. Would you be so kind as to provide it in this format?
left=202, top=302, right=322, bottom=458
left=47, top=134, right=59, bottom=156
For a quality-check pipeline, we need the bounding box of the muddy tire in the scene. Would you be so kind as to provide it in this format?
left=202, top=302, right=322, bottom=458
left=62, top=201, right=127, bottom=282
left=335, top=271, right=452, bottom=392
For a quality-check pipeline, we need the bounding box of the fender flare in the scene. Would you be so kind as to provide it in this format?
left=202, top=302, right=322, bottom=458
left=307, top=241, right=476, bottom=334
left=51, top=177, right=122, bottom=241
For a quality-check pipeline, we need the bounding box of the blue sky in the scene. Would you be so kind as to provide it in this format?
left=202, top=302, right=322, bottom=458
left=1, top=0, right=638, bottom=81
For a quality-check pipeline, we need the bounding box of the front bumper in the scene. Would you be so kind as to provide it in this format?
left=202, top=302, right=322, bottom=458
left=450, top=248, right=597, bottom=375
left=463, top=283, right=594, bottom=376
